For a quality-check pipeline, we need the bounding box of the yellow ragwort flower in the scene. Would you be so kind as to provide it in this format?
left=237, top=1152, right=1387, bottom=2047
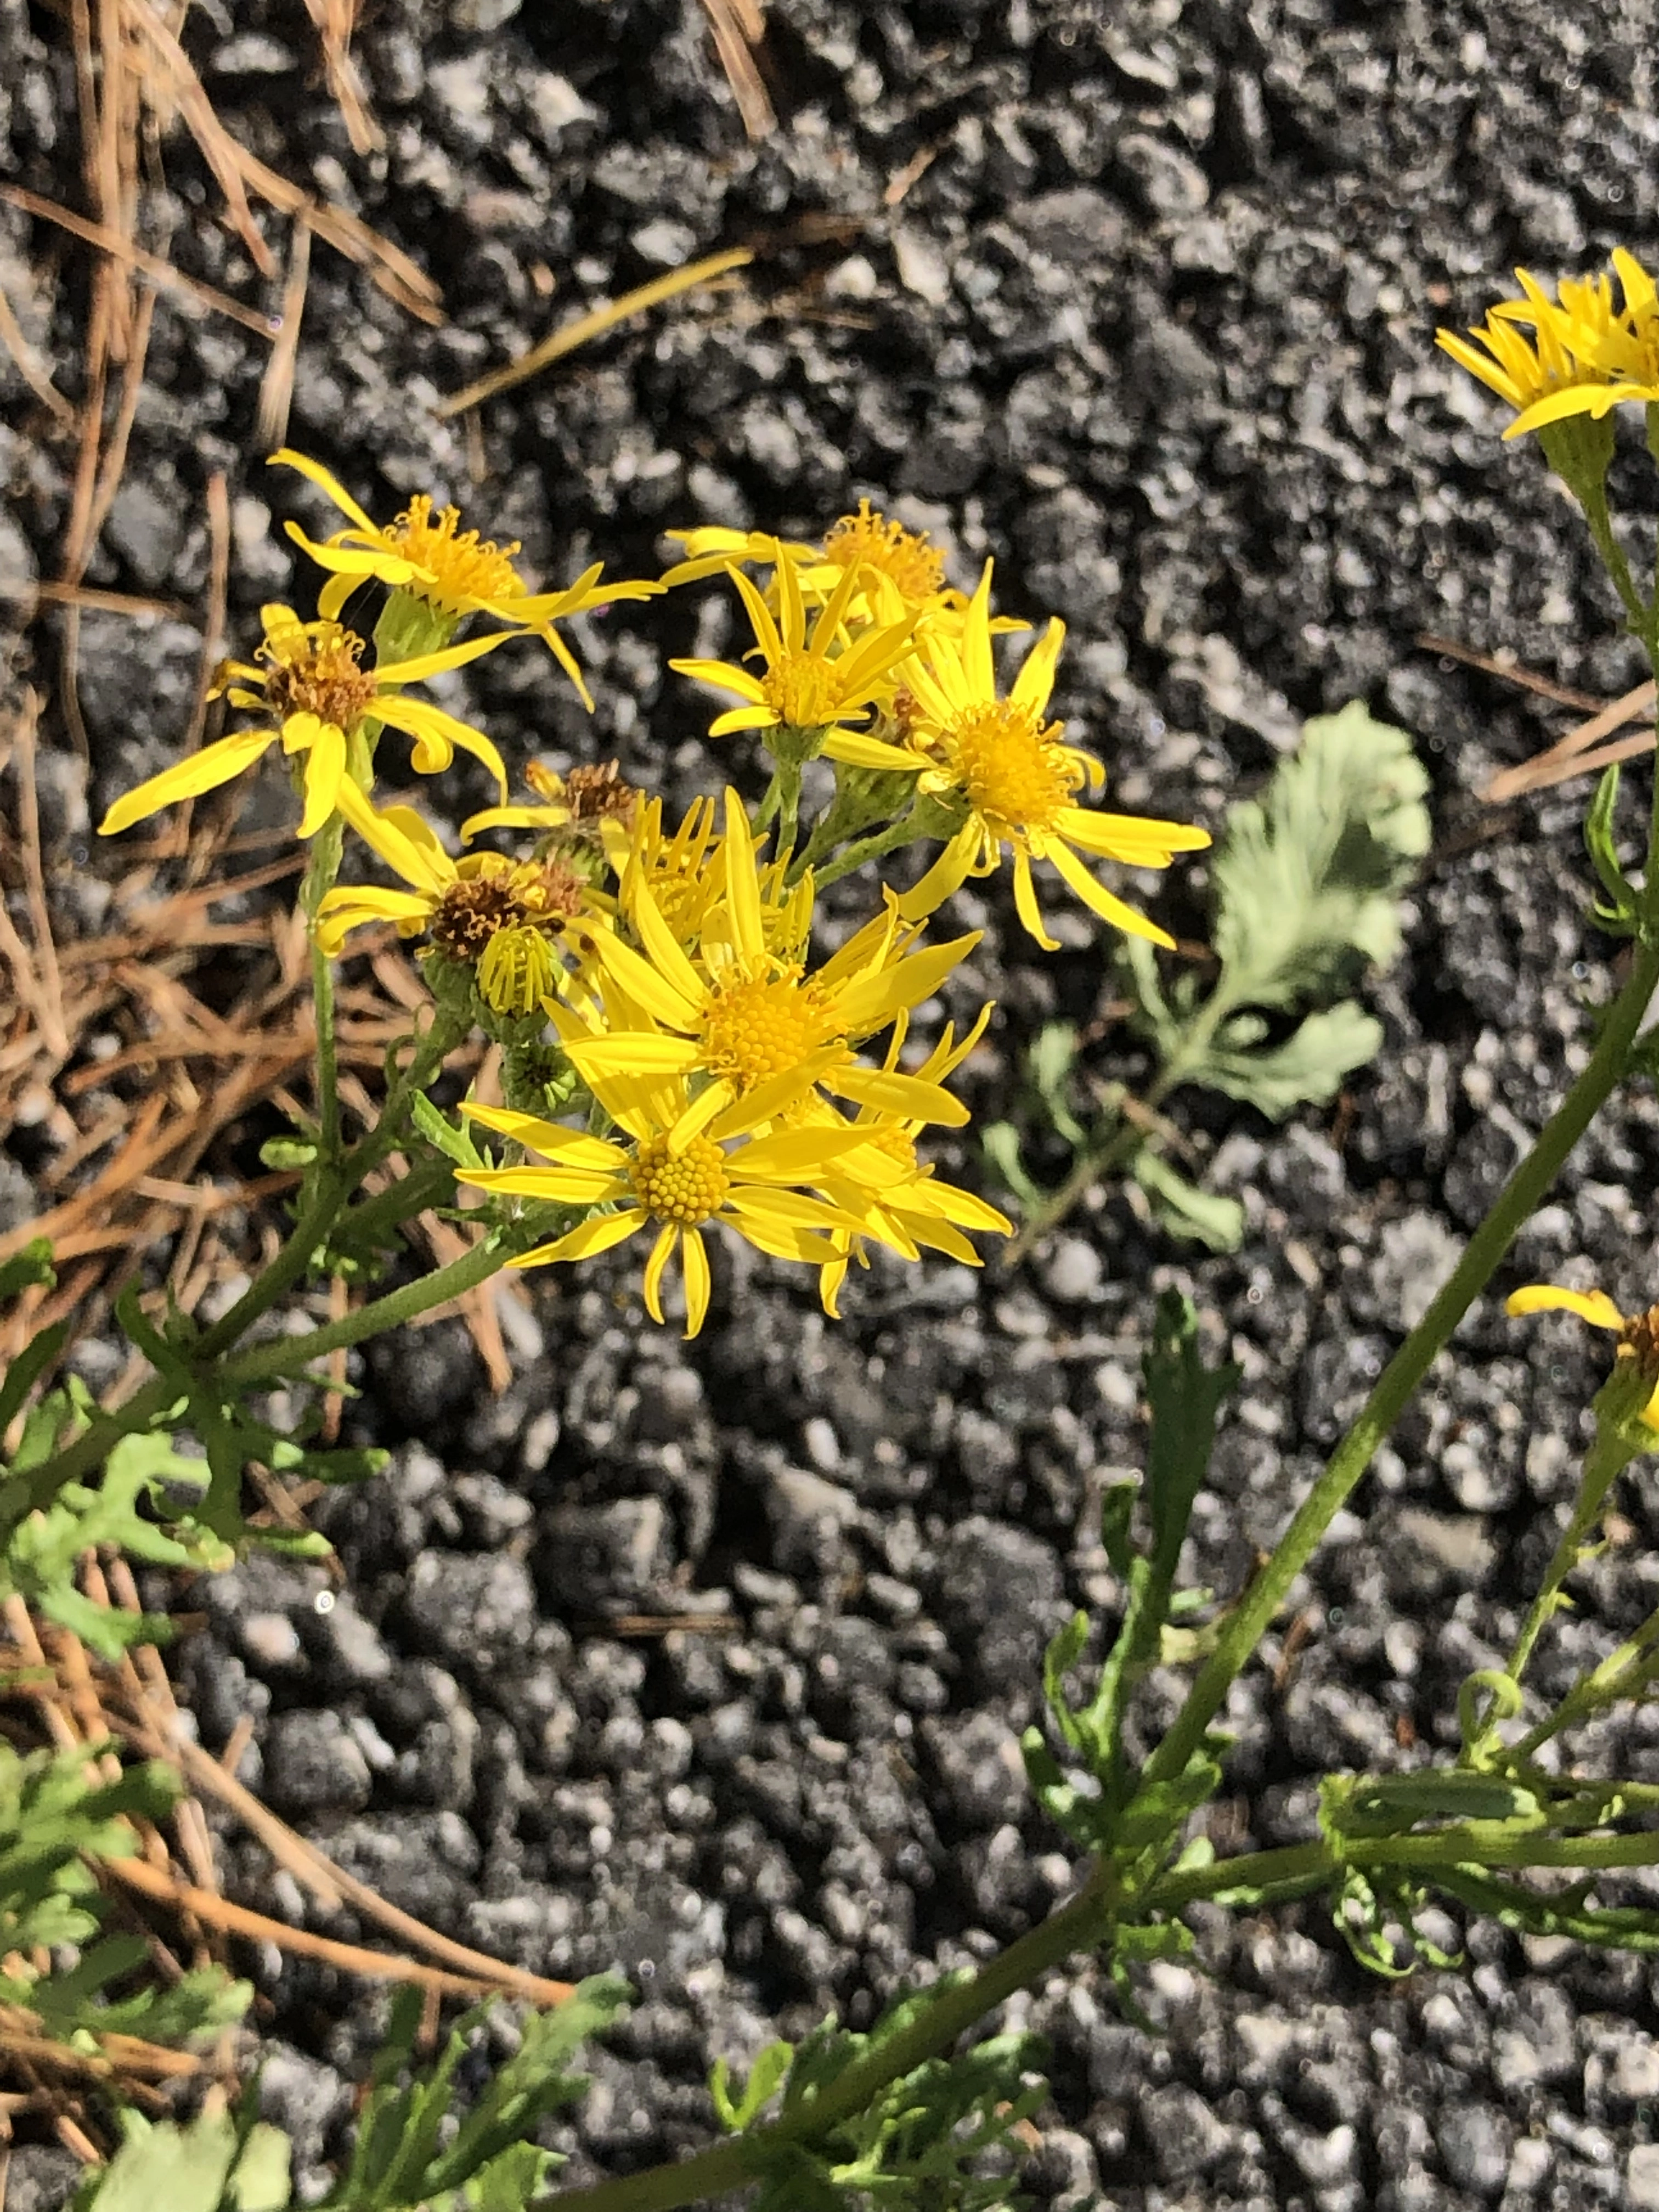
left=454, top=1091, right=900, bottom=1339
left=1508, top=1283, right=1659, bottom=1432
left=664, top=501, right=945, bottom=608
left=558, top=789, right=983, bottom=1143
left=805, top=1007, right=1012, bottom=1317
left=315, top=782, right=589, bottom=1015
left=270, top=449, right=663, bottom=708
left=99, top=605, right=510, bottom=840
left=669, top=558, right=921, bottom=768
left=462, top=759, right=641, bottom=849
left=889, top=565, right=1210, bottom=951
left=1438, top=252, right=1659, bottom=441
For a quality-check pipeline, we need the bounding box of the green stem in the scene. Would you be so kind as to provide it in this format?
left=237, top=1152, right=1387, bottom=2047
left=1006, top=984, right=1238, bottom=1261
left=1136, top=934, right=1659, bottom=1797
left=1580, top=479, right=1652, bottom=640
left=540, top=1872, right=1118, bottom=2212
left=1510, top=1598, right=1659, bottom=1762
left=1470, top=1424, right=1638, bottom=1758
left=812, top=816, right=924, bottom=891
left=219, top=1234, right=510, bottom=1387
left=299, top=817, right=346, bottom=1167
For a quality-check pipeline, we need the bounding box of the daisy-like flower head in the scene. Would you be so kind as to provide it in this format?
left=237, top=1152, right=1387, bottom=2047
left=1508, top=1283, right=1659, bottom=1435
left=561, top=789, right=983, bottom=1145
left=1441, top=253, right=1659, bottom=442
left=891, top=564, right=1211, bottom=952
left=662, top=503, right=948, bottom=611
left=98, top=606, right=512, bottom=840
left=453, top=1085, right=901, bottom=1339
left=270, top=448, right=663, bottom=709
left=669, top=558, right=921, bottom=769
left=462, top=758, right=641, bottom=856
left=804, top=1006, right=1012, bottom=1318
left=315, top=781, right=590, bottom=1017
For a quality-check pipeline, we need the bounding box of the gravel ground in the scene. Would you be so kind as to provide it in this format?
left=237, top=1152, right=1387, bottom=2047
left=8, top=1, right=1659, bottom=2207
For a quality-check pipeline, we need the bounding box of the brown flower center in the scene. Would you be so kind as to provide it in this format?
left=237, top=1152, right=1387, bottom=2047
left=262, top=627, right=379, bottom=733
left=562, top=760, right=640, bottom=828
left=428, top=877, right=521, bottom=962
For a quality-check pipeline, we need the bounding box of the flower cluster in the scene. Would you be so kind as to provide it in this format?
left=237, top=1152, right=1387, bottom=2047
left=100, top=466, right=1214, bottom=1334
left=1436, top=247, right=1659, bottom=443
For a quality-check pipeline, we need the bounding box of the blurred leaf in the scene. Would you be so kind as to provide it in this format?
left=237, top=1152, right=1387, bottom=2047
left=316, top=1976, right=628, bottom=2211
left=1200, top=1001, right=1383, bottom=1118
left=980, top=1120, right=1045, bottom=1209
left=0, top=1239, right=56, bottom=1305
left=1130, top=1152, right=1246, bottom=1251
left=1210, top=698, right=1430, bottom=1007
left=711, top=2039, right=794, bottom=2132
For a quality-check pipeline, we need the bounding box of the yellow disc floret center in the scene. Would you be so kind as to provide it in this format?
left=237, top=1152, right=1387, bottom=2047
left=763, top=653, right=839, bottom=729
left=390, top=495, right=524, bottom=613
left=946, top=701, right=1076, bottom=833
left=263, top=625, right=379, bottom=733
left=699, top=971, right=834, bottom=1090
left=823, top=500, right=946, bottom=608
left=630, top=1133, right=730, bottom=1226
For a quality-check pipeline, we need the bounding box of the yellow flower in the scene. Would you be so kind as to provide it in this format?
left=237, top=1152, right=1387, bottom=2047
left=1508, top=1283, right=1659, bottom=1432
left=1439, top=253, right=1659, bottom=441
left=462, top=759, right=641, bottom=849
left=806, top=1008, right=1012, bottom=1317
left=890, top=566, right=1210, bottom=951
left=99, top=605, right=511, bottom=839
left=661, top=504, right=1011, bottom=643
left=270, top=448, right=663, bottom=707
left=559, top=789, right=983, bottom=1143
left=669, top=558, right=921, bottom=769
left=453, top=1091, right=896, bottom=1339
left=315, top=781, right=589, bottom=1014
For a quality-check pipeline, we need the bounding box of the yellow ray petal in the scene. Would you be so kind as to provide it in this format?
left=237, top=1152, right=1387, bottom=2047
left=832, top=1063, right=970, bottom=1126
left=98, top=727, right=279, bottom=835
left=297, top=720, right=348, bottom=836
left=641, top=1221, right=679, bottom=1324
left=456, top=1165, right=624, bottom=1203
left=1010, top=617, right=1065, bottom=717
left=590, top=916, right=702, bottom=1031
left=268, top=447, right=380, bottom=536
left=1505, top=1284, right=1624, bottom=1330
left=562, top=1033, right=703, bottom=1077
left=1040, top=834, right=1176, bottom=947
left=508, top=1207, right=646, bottom=1268
left=682, top=1226, right=713, bottom=1336
left=895, top=824, right=978, bottom=924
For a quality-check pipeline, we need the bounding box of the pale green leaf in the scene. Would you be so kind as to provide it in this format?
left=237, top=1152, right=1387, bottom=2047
left=1201, top=1001, right=1384, bottom=1118
left=1130, top=1151, right=1246, bottom=1252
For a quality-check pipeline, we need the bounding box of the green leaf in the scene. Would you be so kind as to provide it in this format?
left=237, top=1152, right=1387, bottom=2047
left=711, top=2039, right=794, bottom=2132
left=1209, top=697, right=1431, bottom=1009
left=1143, top=1291, right=1238, bottom=1589
left=1201, top=1001, right=1383, bottom=1118
left=1130, top=1150, right=1246, bottom=1252
left=1027, top=1021, right=1088, bottom=1144
left=410, top=1093, right=486, bottom=1169
left=0, top=1239, right=56, bottom=1305
left=0, top=1322, right=70, bottom=1448
left=1584, top=762, right=1639, bottom=934
left=979, top=1120, right=1046, bottom=1209
left=1098, top=1480, right=1138, bottom=1579
left=259, top=1137, right=318, bottom=1172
